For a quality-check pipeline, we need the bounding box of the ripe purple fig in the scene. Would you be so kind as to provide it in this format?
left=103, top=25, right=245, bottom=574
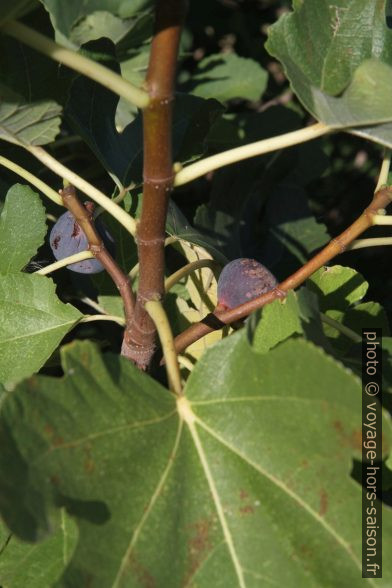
left=217, top=258, right=278, bottom=310
left=49, top=207, right=115, bottom=274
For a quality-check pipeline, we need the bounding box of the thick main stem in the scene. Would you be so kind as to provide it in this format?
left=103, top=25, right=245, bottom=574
left=173, top=186, right=392, bottom=355
left=121, top=0, right=186, bottom=369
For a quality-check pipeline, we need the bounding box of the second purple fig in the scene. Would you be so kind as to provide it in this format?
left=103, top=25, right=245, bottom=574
left=217, top=258, right=278, bottom=309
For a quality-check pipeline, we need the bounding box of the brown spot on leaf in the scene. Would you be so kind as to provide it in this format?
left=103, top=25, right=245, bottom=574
left=43, top=425, right=64, bottom=447
left=52, top=436, right=64, bottom=447
left=297, top=543, right=313, bottom=569
left=50, top=474, right=60, bottom=486
left=239, top=489, right=249, bottom=500
left=44, top=424, right=55, bottom=437
left=84, top=458, right=95, bottom=474
left=80, top=350, right=90, bottom=367
left=333, top=421, right=362, bottom=452
left=333, top=420, right=343, bottom=434
left=350, top=429, right=362, bottom=452
left=83, top=444, right=95, bottom=474
left=127, top=554, right=156, bottom=588
left=184, top=518, right=212, bottom=585
left=319, top=488, right=328, bottom=517
left=239, top=504, right=254, bottom=516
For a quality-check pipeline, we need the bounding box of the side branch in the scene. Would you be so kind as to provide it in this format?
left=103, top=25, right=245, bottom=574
left=60, top=186, right=135, bottom=323
left=173, top=186, right=392, bottom=355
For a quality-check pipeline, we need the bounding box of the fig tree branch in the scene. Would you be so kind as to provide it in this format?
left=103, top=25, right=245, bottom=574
left=1, top=20, right=150, bottom=109
left=60, top=185, right=135, bottom=323
left=121, top=0, right=186, bottom=370
left=173, top=185, right=392, bottom=355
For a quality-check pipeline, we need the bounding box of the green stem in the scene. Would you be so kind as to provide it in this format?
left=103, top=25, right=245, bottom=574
left=375, top=148, right=391, bottom=192
left=348, top=237, right=392, bottom=250
left=145, top=300, right=182, bottom=396
left=25, top=144, right=137, bottom=236
left=319, top=312, right=362, bottom=344
left=177, top=355, right=194, bottom=372
left=35, top=251, right=94, bottom=275
left=0, top=155, right=62, bottom=205
left=174, top=122, right=331, bottom=186
left=80, top=315, right=125, bottom=326
left=80, top=297, right=108, bottom=314
left=165, top=259, right=220, bottom=292
left=372, top=215, right=392, bottom=225
left=2, top=20, right=150, bottom=109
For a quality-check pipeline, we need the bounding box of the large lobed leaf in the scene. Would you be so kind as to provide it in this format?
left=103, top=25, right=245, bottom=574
left=266, top=0, right=392, bottom=146
left=0, top=333, right=390, bottom=586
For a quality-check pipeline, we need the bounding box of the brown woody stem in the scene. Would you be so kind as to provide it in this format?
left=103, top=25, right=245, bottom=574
left=60, top=186, right=135, bottom=323
left=173, top=185, right=392, bottom=355
left=121, top=0, right=186, bottom=369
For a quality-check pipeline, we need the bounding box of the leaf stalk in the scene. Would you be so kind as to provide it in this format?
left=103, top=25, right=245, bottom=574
left=2, top=20, right=150, bottom=109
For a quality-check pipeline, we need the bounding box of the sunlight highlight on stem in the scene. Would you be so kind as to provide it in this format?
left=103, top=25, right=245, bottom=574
left=178, top=355, right=195, bottom=372
left=348, top=237, right=392, bottom=250
left=372, top=215, right=392, bottom=225
left=0, top=155, right=62, bottom=205
left=35, top=251, right=94, bottom=275
left=165, top=259, right=220, bottom=292
left=2, top=20, right=150, bottom=109
left=173, top=122, right=331, bottom=186
left=25, top=145, right=137, bottom=236
left=79, top=315, right=126, bottom=326
left=145, top=300, right=182, bottom=396
left=375, top=148, right=391, bottom=192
